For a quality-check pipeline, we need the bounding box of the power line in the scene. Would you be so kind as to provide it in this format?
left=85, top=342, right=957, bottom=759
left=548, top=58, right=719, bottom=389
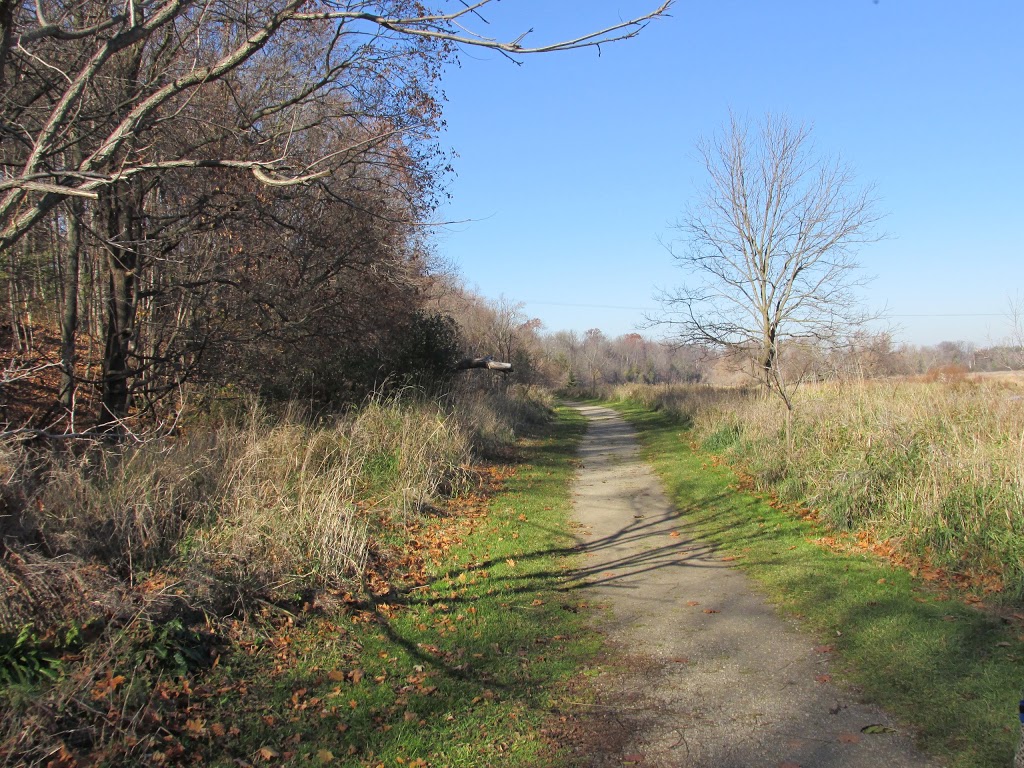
left=888, top=313, right=1003, bottom=318
left=520, top=301, right=1006, bottom=319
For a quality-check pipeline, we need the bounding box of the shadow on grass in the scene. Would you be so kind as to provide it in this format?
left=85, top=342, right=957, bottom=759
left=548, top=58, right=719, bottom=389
left=610, top=399, right=1023, bottom=768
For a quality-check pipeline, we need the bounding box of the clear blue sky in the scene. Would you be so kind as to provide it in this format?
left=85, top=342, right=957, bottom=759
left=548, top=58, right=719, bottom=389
left=434, top=1, right=1023, bottom=347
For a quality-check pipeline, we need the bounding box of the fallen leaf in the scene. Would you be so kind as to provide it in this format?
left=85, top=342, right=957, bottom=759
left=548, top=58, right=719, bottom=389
left=350, top=669, right=364, bottom=684
left=328, top=670, right=345, bottom=682
left=669, top=531, right=681, bottom=538
left=861, top=724, right=897, bottom=734
left=838, top=732, right=860, bottom=744
left=316, top=749, right=334, bottom=763
left=622, top=753, right=645, bottom=764
left=258, top=746, right=279, bottom=761
left=814, top=674, right=832, bottom=684
left=703, top=608, right=720, bottom=614
left=184, top=718, right=206, bottom=736
left=813, top=644, right=835, bottom=654
left=686, top=600, right=701, bottom=606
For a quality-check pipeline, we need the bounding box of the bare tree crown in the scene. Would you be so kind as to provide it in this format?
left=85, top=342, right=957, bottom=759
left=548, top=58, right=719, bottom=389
left=660, top=113, right=884, bottom=408
left=0, top=0, right=672, bottom=253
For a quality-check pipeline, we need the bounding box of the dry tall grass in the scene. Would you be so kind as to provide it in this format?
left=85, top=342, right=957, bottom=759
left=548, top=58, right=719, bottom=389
left=2, top=384, right=549, bottom=764
left=1, top=388, right=526, bottom=632
left=613, top=378, right=1024, bottom=597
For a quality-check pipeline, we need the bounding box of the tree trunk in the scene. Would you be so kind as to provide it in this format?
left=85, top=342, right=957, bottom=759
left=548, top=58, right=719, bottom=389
left=59, top=201, right=82, bottom=410
left=455, top=356, right=513, bottom=372
left=98, top=183, right=142, bottom=430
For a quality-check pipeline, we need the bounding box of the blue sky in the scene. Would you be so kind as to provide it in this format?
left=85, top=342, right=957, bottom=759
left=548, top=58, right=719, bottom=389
left=434, top=1, right=1023, bottom=346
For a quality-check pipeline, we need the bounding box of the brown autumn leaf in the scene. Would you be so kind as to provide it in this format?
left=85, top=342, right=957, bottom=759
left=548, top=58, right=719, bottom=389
left=686, top=600, right=701, bottom=606
left=258, top=746, right=279, bottom=761
left=506, top=559, right=516, bottom=568
left=814, top=674, right=832, bottom=684
left=813, top=644, right=835, bottom=654
left=838, top=732, right=861, bottom=744
left=184, top=718, right=206, bottom=736
left=209, top=722, right=226, bottom=738
left=91, top=673, right=127, bottom=700
left=350, top=669, right=364, bottom=684
left=669, top=531, right=681, bottom=538
left=316, top=749, right=335, bottom=764
left=703, top=609, right=720, bottom=614
left=327, top=670, right=345, bottom=682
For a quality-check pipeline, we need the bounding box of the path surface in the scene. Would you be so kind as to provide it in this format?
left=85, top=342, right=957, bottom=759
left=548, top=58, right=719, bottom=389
left=566, top=404, right=940, bottom=768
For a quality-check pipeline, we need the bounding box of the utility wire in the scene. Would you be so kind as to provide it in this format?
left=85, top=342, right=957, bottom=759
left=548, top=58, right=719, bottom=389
left=517, top=300, right=1005, bottom=319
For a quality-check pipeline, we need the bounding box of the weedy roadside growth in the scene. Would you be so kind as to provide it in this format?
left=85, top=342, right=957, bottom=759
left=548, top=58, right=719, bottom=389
left=612, top=399, right=1024, bottom=768
left=612, top=378, right=1024, bottom=599
left=0, top=385, right=558, bottom=765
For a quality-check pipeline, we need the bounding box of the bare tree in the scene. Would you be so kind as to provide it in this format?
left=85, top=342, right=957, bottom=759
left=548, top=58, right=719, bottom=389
left=659, top=113, right=884, bottom=410
left=0, top=0, right=672, bottom=252
left=0, top=0, right=671, bottom=429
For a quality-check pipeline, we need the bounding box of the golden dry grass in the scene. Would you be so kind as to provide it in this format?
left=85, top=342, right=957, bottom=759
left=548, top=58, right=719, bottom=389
left=613, top=378, right=1024, bottom=598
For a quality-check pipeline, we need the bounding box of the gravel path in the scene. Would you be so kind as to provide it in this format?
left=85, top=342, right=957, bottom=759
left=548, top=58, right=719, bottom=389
left=565, top=403, right=941, bottom=768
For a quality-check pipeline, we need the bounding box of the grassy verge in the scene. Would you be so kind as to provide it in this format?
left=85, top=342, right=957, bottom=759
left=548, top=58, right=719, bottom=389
left=110, top=404, right=593, bottom=767
left=611, top=401, right=1023, bottom=768
left=610, top=379, right=1024, bottom=599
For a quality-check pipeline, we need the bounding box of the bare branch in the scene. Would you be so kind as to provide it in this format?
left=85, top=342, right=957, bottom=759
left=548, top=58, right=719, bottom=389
left=658, top=112, right=885, bottom=409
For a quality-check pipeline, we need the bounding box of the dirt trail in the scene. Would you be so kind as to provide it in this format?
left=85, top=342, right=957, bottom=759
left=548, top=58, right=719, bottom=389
left=566, top=403, right=940, bottom=768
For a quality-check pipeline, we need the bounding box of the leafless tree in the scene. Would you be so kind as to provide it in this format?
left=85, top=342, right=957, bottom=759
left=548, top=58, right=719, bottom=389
left=0, top=0, right=671, bottom=251
left=659, top=113, right=884, bottom=410
left=0, top=0, right=671, bottom=429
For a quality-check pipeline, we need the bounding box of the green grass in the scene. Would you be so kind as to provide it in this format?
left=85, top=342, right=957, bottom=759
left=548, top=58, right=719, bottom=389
left=611, top=401, right=1023, bottom=768
left=609, top=379, right=1024, bottom=598
left=173, top=405, right=594, bottom=767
